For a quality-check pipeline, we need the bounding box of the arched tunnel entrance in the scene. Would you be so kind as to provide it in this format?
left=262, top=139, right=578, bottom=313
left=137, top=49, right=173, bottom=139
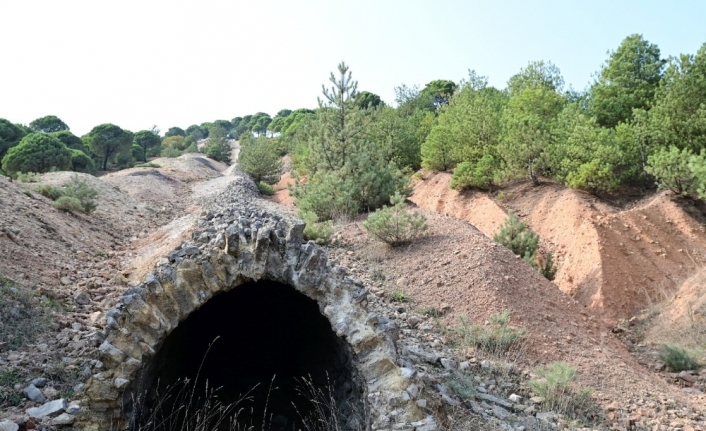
left=128, top=280, right=366, bottom=431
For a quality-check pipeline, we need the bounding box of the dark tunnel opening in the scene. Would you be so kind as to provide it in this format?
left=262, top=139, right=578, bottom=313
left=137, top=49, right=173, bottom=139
left=127, top=281, right=366, bottom=431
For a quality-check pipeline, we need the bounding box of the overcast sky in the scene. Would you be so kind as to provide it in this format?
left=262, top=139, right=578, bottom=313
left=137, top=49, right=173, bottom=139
left=2, top=0, right=705, bottom=136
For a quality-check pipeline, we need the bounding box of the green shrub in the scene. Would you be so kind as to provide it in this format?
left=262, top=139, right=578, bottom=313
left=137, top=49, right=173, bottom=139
left=1, top=133, right=72, bottom=175
left=238, top=135, right=282, bottom=184
left=70, top=149, right=95, bottom=173
left=34, top=184, right=64, bottom=200
left=257, top=181, right=276, bottom=196
left=659, top=343, right=702, bottom=371
left=292, top=172, right=359, bottom=221
left=15, top=172, right=41, bottom=183
left=301, top=211, right=334, bottom=245
left=135, top=162, right=161, bottom=168
left=450, top=155, right=500, bottom=190
left=161, top=146, right=181, bottom=158
left=114, top=150, right=135, bottom=168
left=54, top=196, right=83, bottom=213
left=131, top=144, right=144, bottom=162
left=540, top=252, right=558, bottom=281
left=62, top=175, right=98, bottom=213
left=184, top=142, right=199, bottom=153
left=456, top=310, right=526, bottom=354
left=529, top=361, right=593, bottom=417
left=363, top=192, right=427, bottom=246
left=494, top=212, right=539, bottom=259
left=646, top=146, right=700, bottom=197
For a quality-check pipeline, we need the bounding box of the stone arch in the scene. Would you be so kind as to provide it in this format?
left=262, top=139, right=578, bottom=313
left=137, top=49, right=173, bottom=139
left=79, top=211, right=423, bottom=430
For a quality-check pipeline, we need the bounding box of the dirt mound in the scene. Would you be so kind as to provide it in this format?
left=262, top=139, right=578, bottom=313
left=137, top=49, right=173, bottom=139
left=411, top=172, right=706, bottom=322
left=328, top=210, right=705, bottom=427
left=645, top=266, right=706, bottom=349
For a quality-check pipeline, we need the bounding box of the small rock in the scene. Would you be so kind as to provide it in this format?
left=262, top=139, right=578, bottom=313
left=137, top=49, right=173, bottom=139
left=50, top=413, right=75, bottom=426
left=416, top=399, right=427, bottom=408
left=536, top=411, right=556, bottom=422
left=509, top=393, right=522, bottom=403
left=400, top=367, right=416, bottom=379
left=529, top=396, right=545, bottom=404
left=492, top=405, right=512, bottom=420
left=26, top=398, right=67, bottom=418
left=23, top=384, right=46, bottom=403
left=60, top=277, right=71, bottom=286
left=678, top=371, right=697, bottom=384
left=114, top=378, right=130, bottom=389
left=440, top=358, right=458, bottom=370
left=30, top=378, right=48, bottom=388
left=74, top=291, right=91, bottom=305
left=66, top=401, right=81, bottom=415
left=682, top=387, right=703, bottom=395
left=42, top=387, right=60, bottom=400
left=523, top=405, right=536, bottom=415
left=0, top=420, right=19, bottom=431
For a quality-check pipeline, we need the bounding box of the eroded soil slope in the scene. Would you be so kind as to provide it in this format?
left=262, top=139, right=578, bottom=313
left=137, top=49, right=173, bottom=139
left=410, top=172, right=706, bottom=321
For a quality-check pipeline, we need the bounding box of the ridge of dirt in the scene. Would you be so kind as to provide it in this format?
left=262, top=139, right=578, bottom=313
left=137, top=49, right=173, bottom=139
left=410, top=172, right=706, bottom=322
left=326, top=210, right=705, bottom=429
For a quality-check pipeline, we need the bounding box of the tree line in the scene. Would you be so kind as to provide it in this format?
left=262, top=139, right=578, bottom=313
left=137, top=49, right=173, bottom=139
left=237, top=34, right=706, bottom=224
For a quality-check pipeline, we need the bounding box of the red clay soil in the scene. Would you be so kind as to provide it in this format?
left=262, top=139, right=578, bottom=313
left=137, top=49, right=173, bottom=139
left=327, top=211, right=705, bottom=428
left=410, top=172, right=706, bottom=322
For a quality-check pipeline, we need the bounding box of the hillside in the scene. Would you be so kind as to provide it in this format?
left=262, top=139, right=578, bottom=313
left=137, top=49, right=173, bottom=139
left=410, top=172, right=706, bottom=322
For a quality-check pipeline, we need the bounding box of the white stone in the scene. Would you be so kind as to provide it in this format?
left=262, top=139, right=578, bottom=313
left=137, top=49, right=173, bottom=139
left=0, top=420, right=19, bottom=431
left=26, top=398, right=67, bottom=418
left=50, top=413, right=75, bottom=426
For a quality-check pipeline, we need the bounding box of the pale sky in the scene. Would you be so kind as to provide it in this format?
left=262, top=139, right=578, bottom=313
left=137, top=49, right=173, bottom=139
left=2, top=0, right=705, bottom=136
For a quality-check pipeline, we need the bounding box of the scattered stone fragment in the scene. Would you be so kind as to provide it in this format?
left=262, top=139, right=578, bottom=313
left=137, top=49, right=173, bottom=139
left=0, top=420, right=19, bottom=431
left=74, top=291, right=91, bottom=305
left=30, top=377, right=48, bottom=388
left=536, top=411, right=556, bottom=422
left=50, top=413, right=75, bottom=426
left=23, top=384, right=46, bottom=403
left=492, top=404, right=512, bottom=420
left=26, top=398, right=67, bottom=418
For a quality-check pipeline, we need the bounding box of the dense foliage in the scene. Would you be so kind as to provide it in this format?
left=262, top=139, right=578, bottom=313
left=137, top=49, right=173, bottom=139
left=1, top=133, right=72, bottom=175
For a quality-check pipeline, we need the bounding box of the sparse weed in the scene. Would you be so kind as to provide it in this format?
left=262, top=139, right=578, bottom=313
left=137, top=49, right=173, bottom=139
left=16, top=172, right=41, bottom=183
left=421, top=307, right=442, bottom=318
left=54, top=195, right=83, bottom=213
left=456, top=310, right=526, bottom=355
left=34, top=183, right=64, bottom=200
left=390, top=292, right=409, bottom=303
left=0, top=275, right=52, bottom=352
left=22, top=189, right=33, bottom=198
left=529, top=361, right=594, bottom=418
left=0, top=368, right=27, bottom=408
left=659, top=343, right=702, bottom=371
left=135, top=162, right=161, bottom=168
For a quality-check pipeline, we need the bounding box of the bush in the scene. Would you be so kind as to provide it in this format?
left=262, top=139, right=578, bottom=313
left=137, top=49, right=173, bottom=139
left=363, top=192, right=427, bottom=246
left=70, top=149, right=95, bottom=173
left=135, top=162, right=161, bottom=168
left=184, top=142, right=199, bottom=153
left=494, top=212, right=539, bottom=260
left=114, top=150, right=136, bottom=168
left=62, top=175, right=98, bottom=213
left=54, top=196, right=83, bottom=213
left=292, top=172, right=359, bottom=221
left=1, top=133, right=72, bottom=175
left=301, top=211, right=334, bottom=245
left=646, top=146, right=700, bottom=197
left=131, top=144, right=145, bottom=162
left=450, top=155, right=500, bottom=190
left=34, top=184, right=64, bottom=200
left=539, top=252, right=558, bottom=281
left=238, top=135, right=283, bottom=184
left=161, top=146, right=181, bottom=158
left=15, top=172, right=41, bottom=183
left=456, top=310, right=526, bottom=354
left=257, top=181, right=275, bottom=196
left=529, top=361, right=593, bottom=417
left=162, top=135, right=188, bottom=151
left=659, top=343, right=702, bottom=371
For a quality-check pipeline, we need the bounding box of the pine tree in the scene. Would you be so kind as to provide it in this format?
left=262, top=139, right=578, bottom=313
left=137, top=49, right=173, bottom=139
left=494, top=212, right=539, bottom=261
left=237, top=135, right=283, bottom=185
left=363, top=192, right=427, bottom=246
